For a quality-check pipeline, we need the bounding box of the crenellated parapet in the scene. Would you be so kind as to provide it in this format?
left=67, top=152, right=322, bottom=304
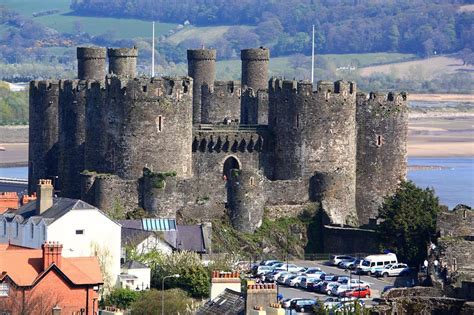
left=201, top=81, right=241, bottom=124
left=355, top=90, right=408, bottom=225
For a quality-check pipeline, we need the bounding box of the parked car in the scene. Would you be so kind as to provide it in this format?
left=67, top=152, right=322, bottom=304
left=260, top=260, right=282, bottom=266
left=253, top=265, right=273, bottom=276
left=324, top=282, right=341, bottom=295
left=375, top=263, right=410, bottom=277
left=342, top=287, right=371, bottom=298
left=301, top=277, right=320, bottom=290
left=281, top=298, right=298, bottom=309
left=304, top=269, right=326, bottom=279
left=345, top=279, right=371, bottom=288
left=356, top=253, right=398, bottom=275
left=274, top=263, right=302, bottom=273
left=286, top=275, right=306, bottom=287
left=270, top=270, right=289, bottom=282
left=339, top=258, right=362, bottom=269
left=323, top=297, right=341, bottom=309
left=332, top=284, right=353, bottom=296
left=290, top=299, right=318, bottom=313
left=277, top=272, right=294, bottom=284
left=331, top=255, right=355, bottom=266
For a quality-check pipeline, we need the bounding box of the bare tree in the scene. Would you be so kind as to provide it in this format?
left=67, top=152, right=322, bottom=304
left=0, top=284, right=64, bottom=315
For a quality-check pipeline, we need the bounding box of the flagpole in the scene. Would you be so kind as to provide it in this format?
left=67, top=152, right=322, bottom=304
left=311, top=24, right=315, bottom=84
left=152, top=21, right=155, bottom=77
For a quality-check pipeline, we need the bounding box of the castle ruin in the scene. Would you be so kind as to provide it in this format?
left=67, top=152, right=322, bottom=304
left=28, top=46, right=408, bottom=232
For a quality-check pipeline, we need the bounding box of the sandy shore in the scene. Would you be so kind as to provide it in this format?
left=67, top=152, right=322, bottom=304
left=410, top=94, right=474, bottom=103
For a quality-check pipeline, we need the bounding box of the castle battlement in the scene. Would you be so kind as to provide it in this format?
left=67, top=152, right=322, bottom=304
left=77, top=47, right=107, bottom=59
left=30, top=80, right=60, bottom=92
left=59, top=79, right=91, bottom=92
left=202, top=81, right=241, bottom=95
left=187, top=49, right=217, bottom=61
left=241, top=47, right=270, bottom=61
left=192, top=132, right=265, bottom=153
left=269, top=78, right=356, bottom=99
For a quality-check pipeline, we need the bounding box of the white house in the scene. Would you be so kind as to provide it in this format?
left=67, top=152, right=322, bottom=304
left=0, top=180, right=121, bottom=287
left=119, top=260, right=151, bottom=291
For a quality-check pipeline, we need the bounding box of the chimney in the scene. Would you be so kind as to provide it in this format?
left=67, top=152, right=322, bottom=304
left=246, top=283, right=277, bottom=315
left=42, top=242, right=63, bottom=270
left=36, top=179, right=53, bottom=215
left=210, top=271, right=241, bottom=300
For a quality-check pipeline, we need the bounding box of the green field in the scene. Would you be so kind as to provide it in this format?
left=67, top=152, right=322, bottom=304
left=215, top=53, right=417, bottom=80
left=1, top=0, right=176, bottom=38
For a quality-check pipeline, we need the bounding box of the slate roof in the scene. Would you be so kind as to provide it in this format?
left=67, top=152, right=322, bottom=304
left=197, top=289, right=245, bottom=315
left=176, top=225, right=206, bottom=253
left=122, top=260, right=149, bottom=269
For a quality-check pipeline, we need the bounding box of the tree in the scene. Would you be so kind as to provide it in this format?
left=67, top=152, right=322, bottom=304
left=130, top=289, right=198, bottom=315
left=377, top=181, right=443, bottom=266
left=103, top=288, right=140, bottom=309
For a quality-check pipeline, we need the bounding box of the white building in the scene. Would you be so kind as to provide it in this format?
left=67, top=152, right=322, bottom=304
left=119, top=260, right=151, bottom=291
left=0, top=180, right=121, bottom=287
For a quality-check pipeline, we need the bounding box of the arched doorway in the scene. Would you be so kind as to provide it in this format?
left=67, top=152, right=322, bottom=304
left=223, top=156, right=240, bottom=179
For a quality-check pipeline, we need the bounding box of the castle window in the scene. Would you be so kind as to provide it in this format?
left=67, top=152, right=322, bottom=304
left=463, top=210, right=467, bottom=218
left=296, top=114, right=300, bottom=128
left=376, top=135, right=383, bottom=147
left=30, top=223, right=34, bottom=239
left=250, top=177, right=255, bottom=186
left=156, top=116, right=163, bottom=132
left=143, top=85, right=148, bottom=92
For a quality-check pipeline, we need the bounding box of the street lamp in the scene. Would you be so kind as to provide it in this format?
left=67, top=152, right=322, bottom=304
left=162, top=274, right=180, bottom=315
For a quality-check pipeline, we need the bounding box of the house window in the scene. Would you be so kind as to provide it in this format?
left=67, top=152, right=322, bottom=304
left=15, top=222, right=18, bottom=238
left=42, top=225, right=46, bottom=240
left=0, top=283, right=8, bottom=296
left=30, top=223, right=34, bottom=239
left=75, top=229, right=85, bottom=235
left=2, top=220, right=6, bottom=236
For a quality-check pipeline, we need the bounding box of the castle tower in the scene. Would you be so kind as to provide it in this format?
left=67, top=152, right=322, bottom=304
left=107, top=47, right=138, bottom=77
left=356, top=92, right=408, bottom=225
left=201, top=81, right=241, bottom=124
left=241, top=48, right=269, bottom=91
left=187, top=49, right=217, bottom=123
left=58, top=80, right=89, bottom=198
left=28, top=81, right=60, bottom=194
left=110, top=77, right=193, bottom=179
left=77, top=47, right=106, bottom=80
left=269, top=79, right=358, bottom=226
left=227, top=169, right=266, bottom=233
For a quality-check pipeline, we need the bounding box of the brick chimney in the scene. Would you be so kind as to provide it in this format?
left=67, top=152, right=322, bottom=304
left=36, top=179, right=53, bottom=215
left=210, top=271, right=241, bottom=300
left=245, top=283, right=277, bottom=315
left=42, top=242, right=63, bottom=270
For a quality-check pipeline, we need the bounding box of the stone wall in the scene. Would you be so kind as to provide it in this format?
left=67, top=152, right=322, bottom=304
left=320, top=225, right=378, bottom=254
left=0, top=126, right=28, bottom=143
left=201, top=81, right=241, bottom=124
left=437, top=205, right=473, bottom=238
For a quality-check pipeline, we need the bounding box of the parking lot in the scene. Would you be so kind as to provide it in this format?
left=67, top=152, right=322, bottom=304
left=249, top=257, right=415, bottom=314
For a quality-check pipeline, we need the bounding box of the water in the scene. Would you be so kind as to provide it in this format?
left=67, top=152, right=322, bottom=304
left=0, top=158, right=473, bottom=208
left=407, top=157, right=474, bottom=208
left=0, top=167, right=27, bottom=179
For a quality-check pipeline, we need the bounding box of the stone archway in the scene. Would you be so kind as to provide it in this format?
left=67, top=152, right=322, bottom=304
left=223, top=156, right=240, bottom=179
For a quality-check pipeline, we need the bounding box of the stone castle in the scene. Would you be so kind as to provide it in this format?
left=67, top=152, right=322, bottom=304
left=28, top=46, right=408, bottom=232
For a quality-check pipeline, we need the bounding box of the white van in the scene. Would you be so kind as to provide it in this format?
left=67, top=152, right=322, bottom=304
left=356, top=253, right=398, bottom=275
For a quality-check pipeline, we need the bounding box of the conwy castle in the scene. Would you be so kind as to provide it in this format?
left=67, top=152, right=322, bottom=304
left=28, top=47, right=407, bottom=232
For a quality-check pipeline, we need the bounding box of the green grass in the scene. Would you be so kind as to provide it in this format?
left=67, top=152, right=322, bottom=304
left=1, top=0, right=176, bottom=38
left=167, top=25, right=254, bottom=45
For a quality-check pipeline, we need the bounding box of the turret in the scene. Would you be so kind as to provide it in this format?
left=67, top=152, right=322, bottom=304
left=356, top=91, right=408, bottom=225
left=107, top=47, right=138, bottom=77
left=76, top=47, right=106, bottom=80
left=241, top=48, right=269, bottom=91
left=269, top=79, right=358, bottom=226
left=28, top=80, right=60, bottom=194
left=187, top=49, right=217, bottom=123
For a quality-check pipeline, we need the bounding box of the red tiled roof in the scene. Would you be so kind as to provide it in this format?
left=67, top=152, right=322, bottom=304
left=0, top=246, right=103, bottom=287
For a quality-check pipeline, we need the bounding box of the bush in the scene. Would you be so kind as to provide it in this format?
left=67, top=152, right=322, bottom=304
left=130, top=288, right=198, bottom=315
left=102, top=288, right=140, bottom=309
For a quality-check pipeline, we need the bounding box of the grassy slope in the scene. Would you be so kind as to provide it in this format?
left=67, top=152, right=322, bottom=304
left=1, top=0, right=176, bottom=38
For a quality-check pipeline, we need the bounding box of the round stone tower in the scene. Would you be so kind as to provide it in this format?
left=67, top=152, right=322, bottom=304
left=107, top=47, right=138, bottom=77
left=269, top=79, right=358, bottom=226
left=112, top=77, right=193, bottom=180
left=187, top=49, right=217, bottom=123
left=241, top=47, right=270, bottom=91
left=58, top=80, right=89, bottom=198
left=227, top=169, right=266, bottom=233
left=77, top=47, right=106, bottom=80
left=28, top=80, right=60, bottom=194
left=356, top=92, right=408, bottom=225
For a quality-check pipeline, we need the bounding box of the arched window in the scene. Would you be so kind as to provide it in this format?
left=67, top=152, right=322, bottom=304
left=30, top=223, right=34, bottom=239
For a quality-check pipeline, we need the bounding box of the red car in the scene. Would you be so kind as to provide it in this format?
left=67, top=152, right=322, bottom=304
left=342, top=287, right=371, bottom=298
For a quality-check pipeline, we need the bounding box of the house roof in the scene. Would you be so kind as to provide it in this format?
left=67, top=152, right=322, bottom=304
left=176, top=225, right=206, bottom=253
left=122, top=260, right=149, bottom=270
left=118, top=218, right=177, bottom=231
left=197, top=289, right=245, bottom=315
left=0, top=246, right=103, bottom=287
